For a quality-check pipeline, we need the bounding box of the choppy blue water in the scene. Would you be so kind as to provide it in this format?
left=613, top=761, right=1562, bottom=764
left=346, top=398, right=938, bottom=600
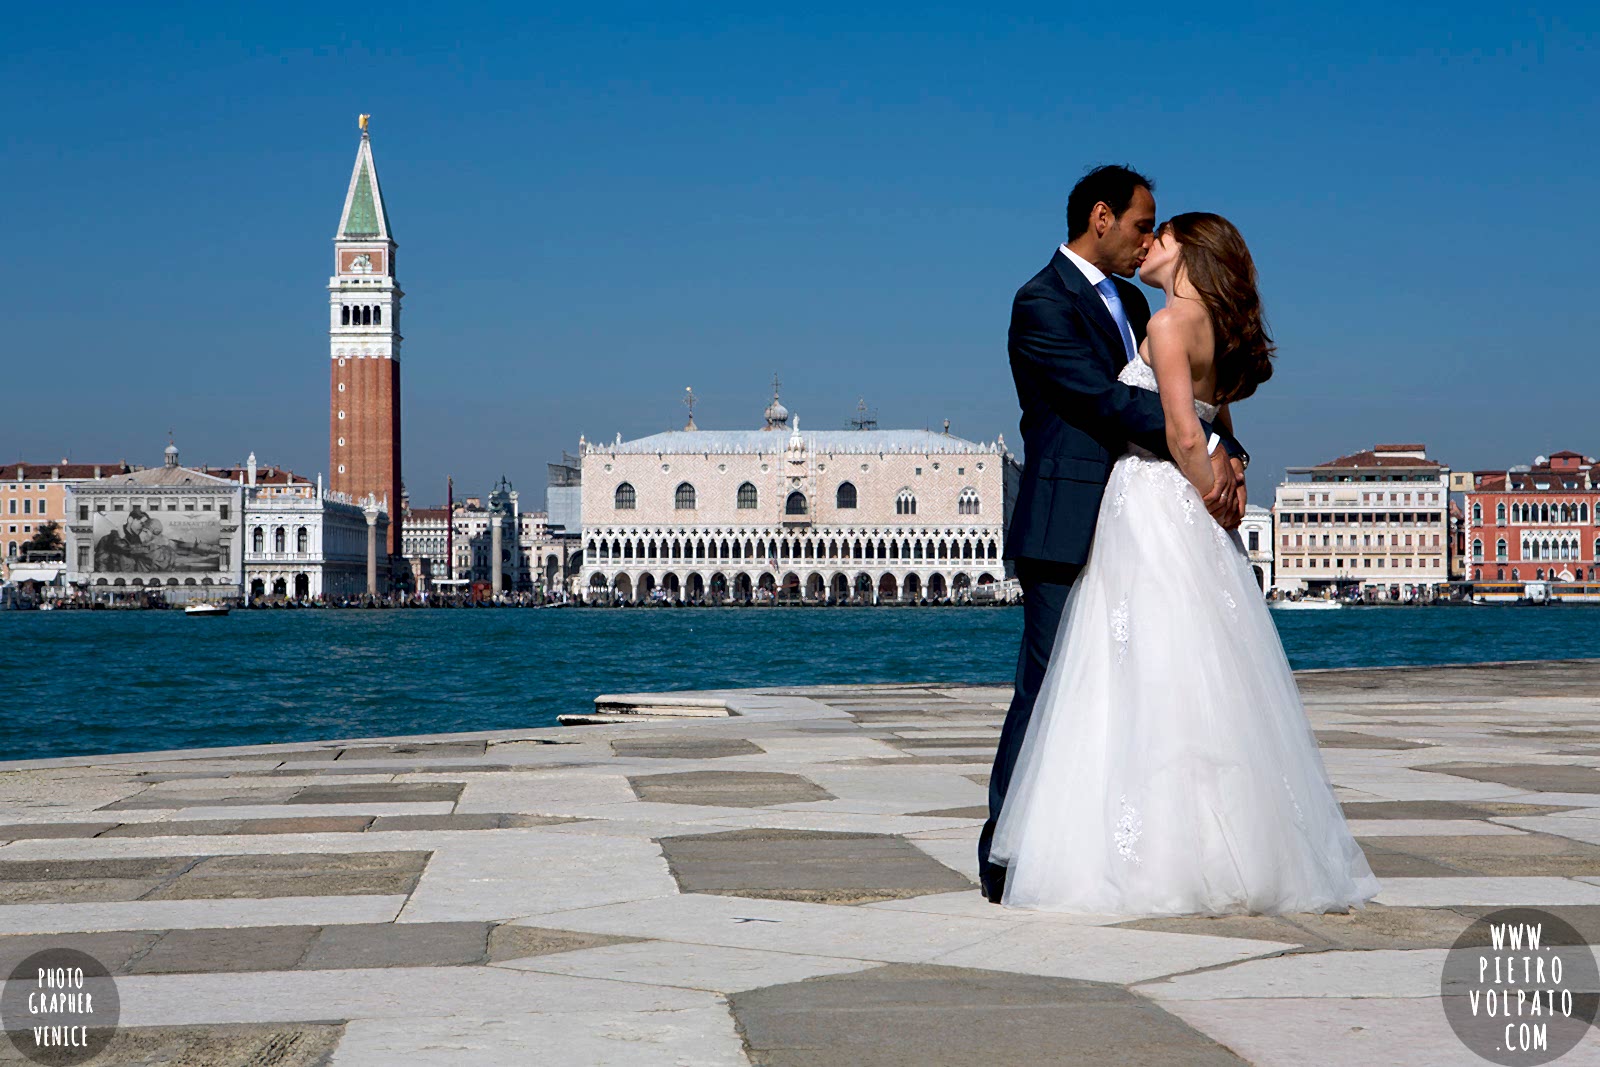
left=2, top=605, right=1596, bottom=762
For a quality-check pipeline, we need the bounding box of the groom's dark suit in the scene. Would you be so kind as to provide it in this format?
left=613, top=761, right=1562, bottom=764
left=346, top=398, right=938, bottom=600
left=977, top=249, right=1241, bottom=902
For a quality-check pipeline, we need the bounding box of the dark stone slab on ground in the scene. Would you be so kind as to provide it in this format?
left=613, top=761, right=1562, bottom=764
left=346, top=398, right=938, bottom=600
left=729, top=962, right=1246, bottom=1066
left=0, top=1022, right=345, bottom=1066
left=0, top=856, right=195, bottom=904
left=285, top=782, right=464, bottom=805
left=143, top=850, right=430, bottom=900
left=1342, top=800, right=1579, bottom=820
left=1118, top=903, right=1476, bottom=950
left=1418, top=763, right=1600, bottom=794
left=298, top=921, right=491, bottom=969
left=486, top=924, right=644, bottom=962
left=1312, top=730, right=1432, bottom=750
left=0, top=930, right=163, bottom=978
left=906, top=806, right=988, bottom=819
left=99, top=789, right=303, bottom=810
left=337, top=741, right=488, bottom=759
left=129, top=925, right=323, bottom=975
left=101, top=816, right=379, bottom=837
left=659, top=828, right=974, bottom=904
left=0, top=822, right=119, bottom=840
left=1356, top=831, right=1600, bottom=878
left=611, top=737, right=763, bottom=759
left=366, top=812, right=582, bottom=831
left=629, top=770, right=833, bottom=807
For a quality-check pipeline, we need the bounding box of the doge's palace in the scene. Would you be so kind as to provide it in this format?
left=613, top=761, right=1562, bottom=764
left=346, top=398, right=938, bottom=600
left=581, top=387, right=1020, bottom=604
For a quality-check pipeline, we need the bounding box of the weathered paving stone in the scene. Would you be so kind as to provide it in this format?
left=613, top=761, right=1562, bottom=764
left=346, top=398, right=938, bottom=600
left=130, top=925, right=323, bottom=975
left=101, top=815, right=378, bottom=837
left=629, top=770, right=834, bottom=807
left=1352, top=842, right=1471, bottom=878
left=611, top=737, right=763, bottom=759
left=1452, top=905, right=1600, bottom=946
left=0, top=856, right=195, bottom=904
left=658, top=828, right=974, bottom=904
left=143, top=850, right=430, bottom=900
left=1419, top=762, right=1600, bottom=794
left=1312, top=730, right=1432, bottom=749
left=338, top=741, right=488, bottom=759
left=884, top=737, right=1000, bottom=751
left=286, top=781, right=464, bottom=805
left=99, top=788, right=303, bottom=810
left=0, top=822, right=119, bottom=839
left=907, top=806, right=988, bottom=819
left=1355, top=831, right=1600, bottom=878
left=366, top=812, right=582, bottom=832
left=1117, top=903, right=1476, bottom=950
left=729, top=963, right=1246, bottom=1066
left=964, top=773, right=991, bottom=787
left=0, top=1023, right=346, bottom=1066
left=485, top=924, right=644, bottom=962
left=1341, top=800, right=1578, bottom=820
left=0, top=930, right=163, bottom=978
left=298, top=921, right=490, bottom=969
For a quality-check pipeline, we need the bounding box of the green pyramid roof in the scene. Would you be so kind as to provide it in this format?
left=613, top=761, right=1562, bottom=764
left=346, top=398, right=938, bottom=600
left=343, top=159, right=380, bottom=237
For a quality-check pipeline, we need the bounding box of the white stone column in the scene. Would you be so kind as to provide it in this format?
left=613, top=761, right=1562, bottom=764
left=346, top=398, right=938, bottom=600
left=491, top=521, right=504, bottom=596
left=364, top=500, right=380, bottom=595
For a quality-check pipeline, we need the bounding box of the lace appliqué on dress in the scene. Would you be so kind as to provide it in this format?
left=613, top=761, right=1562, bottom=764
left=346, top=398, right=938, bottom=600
left=1114, top=796, right=1143, bottom=863
left=1111, top=598, right=1130, bottom=664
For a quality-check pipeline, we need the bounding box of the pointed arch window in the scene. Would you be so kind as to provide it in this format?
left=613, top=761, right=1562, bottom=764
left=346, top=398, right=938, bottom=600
left=835, top=482, right=857, bottom=509
left=1471, top=538, right=1483, bottom=562
left=896, top=489, right=917, bottom=515
left=614, top=483, right=636, bottom=510
left=1496, top=538, right=1508, bottom=562
left=958, top=487, right=980, bottom=516
left=737, top=482, right=758, bottom=509
left=1496, top=503, right=1506, bottom=524
left=1471, top=502, right=1481, bottom=523
left=675, top=483, right=697, bottom=510
left=786, top=491, right=808, bottom=516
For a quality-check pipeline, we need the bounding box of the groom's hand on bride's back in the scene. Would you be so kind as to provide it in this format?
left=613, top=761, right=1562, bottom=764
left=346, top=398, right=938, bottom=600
left=1202, top=450, right=1243, bottom=529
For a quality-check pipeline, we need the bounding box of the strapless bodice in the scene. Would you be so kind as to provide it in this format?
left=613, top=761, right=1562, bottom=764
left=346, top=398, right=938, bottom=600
left=1118, top=357, right=1218, bottom=421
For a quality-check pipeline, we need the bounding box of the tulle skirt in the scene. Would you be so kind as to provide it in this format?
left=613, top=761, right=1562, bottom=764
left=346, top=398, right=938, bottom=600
left=990, top=451, right=1380, bottom=916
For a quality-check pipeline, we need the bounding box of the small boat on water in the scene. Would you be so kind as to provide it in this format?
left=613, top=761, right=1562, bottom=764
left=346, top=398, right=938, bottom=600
left=1269, top=598, right=1345, bottom=611
left=184, top=602, right=231, bottom=617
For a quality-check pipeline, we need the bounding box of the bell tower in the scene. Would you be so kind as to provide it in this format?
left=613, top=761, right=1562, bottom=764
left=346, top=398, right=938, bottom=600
left=329, top=114, right=403, bottom=556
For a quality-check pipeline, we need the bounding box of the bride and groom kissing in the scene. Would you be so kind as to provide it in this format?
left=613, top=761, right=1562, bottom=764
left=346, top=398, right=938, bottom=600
left=976, top=165, right=1379, bottom=916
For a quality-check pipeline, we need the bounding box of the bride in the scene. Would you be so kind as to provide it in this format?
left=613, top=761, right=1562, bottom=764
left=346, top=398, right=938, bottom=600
left=989, top=213, right=1380, bottom=916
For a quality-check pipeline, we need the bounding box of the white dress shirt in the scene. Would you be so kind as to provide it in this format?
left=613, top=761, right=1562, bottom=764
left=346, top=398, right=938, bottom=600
left=1058, top=244, right=1117, bottom=322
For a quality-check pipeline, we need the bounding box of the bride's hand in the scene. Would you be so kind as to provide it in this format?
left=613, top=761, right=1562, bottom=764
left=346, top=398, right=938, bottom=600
left=1201, top=450, right=1242, bottom=529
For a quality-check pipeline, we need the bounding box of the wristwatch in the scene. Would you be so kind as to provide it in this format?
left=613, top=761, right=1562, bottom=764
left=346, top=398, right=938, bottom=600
left=1237, top=449, right=1250, bottom=472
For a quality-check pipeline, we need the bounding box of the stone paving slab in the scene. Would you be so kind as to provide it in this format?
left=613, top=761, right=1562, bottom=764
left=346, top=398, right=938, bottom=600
left=2, top=660, right=1600, bottom=1064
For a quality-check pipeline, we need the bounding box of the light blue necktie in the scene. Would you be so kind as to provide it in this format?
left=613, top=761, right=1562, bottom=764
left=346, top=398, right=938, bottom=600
left=1094, top=278, right=1138, bottom=363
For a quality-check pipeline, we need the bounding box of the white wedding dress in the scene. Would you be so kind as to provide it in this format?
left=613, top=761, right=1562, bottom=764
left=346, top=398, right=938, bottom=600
left=990, top=357, right=1380, bottom=916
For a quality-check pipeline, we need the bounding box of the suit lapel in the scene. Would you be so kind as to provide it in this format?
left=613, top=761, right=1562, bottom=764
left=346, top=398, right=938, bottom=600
left=1051, top=252, right=1124, bottom=357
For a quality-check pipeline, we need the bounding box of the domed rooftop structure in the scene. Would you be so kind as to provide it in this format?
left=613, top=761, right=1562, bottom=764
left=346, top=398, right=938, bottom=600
left=762, top=377, right=790, bottom=430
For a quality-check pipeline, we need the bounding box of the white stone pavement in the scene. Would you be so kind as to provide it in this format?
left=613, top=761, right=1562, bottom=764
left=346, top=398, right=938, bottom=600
left=0, top=661, right=1598, bottom=1064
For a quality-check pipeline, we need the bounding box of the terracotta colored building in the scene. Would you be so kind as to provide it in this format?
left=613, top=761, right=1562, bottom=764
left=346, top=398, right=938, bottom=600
left=2, top=461, right=131, bottom=578
left=328, top=119, right=402, bottom=557
left=1464, top=451, right=1600, bottom=588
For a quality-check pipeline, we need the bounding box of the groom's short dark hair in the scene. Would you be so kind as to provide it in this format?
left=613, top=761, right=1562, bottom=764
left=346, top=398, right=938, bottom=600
left=1066, top=165, right=1155, bottom=240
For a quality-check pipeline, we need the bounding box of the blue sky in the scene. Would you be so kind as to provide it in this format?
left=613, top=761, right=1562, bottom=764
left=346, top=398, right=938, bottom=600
left=3, top=4, right=1595, bottom=505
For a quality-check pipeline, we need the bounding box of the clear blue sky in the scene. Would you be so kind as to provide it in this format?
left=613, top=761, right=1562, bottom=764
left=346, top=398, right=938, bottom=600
left=4, top=4, right=1595, bottom=505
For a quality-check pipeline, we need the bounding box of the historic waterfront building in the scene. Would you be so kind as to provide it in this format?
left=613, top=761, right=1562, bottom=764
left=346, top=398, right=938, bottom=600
left=580, top=388, right=1019, bottom=604
left=329, top=116, right=401, bottom=558
left=1464, top=451, right=1599, bottom=594
left=2, top=461, right=131, bottom=580
left=401, top=478, right=579, bottom=597
left=63, top=444, right=244, bottom=604
left=235, top=455, right=385, bottom=600
left=1272, top=444, right=1451, bottom=600
left=1240, top=504, right=1273, bottom=592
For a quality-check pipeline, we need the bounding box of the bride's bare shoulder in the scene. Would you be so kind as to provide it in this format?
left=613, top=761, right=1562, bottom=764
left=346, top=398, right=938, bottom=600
left=1147, top=303, right=1213, bottom=356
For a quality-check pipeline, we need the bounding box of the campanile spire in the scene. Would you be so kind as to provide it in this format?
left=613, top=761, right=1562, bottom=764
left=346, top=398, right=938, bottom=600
left=328, top=116, right=403, bottom=563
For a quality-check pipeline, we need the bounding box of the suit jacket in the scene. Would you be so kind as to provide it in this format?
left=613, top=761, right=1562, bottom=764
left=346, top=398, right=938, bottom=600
left=1004, top=250, right=1238, bottom=566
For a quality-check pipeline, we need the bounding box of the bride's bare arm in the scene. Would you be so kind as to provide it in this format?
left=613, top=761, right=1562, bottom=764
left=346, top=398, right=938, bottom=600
left=1147, top=313, right=1216, bottom=497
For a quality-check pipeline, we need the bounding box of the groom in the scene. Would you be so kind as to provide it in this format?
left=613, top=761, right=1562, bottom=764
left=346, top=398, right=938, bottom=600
left=977, top=165, right=1249, bottom=903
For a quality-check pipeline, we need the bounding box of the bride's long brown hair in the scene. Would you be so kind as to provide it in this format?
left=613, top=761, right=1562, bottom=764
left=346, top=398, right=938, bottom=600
left=1160, top=212, right=1276, bottom=403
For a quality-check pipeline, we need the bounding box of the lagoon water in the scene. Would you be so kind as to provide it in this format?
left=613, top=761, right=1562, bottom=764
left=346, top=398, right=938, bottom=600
left=3, top=605, right=1595, bottom=762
